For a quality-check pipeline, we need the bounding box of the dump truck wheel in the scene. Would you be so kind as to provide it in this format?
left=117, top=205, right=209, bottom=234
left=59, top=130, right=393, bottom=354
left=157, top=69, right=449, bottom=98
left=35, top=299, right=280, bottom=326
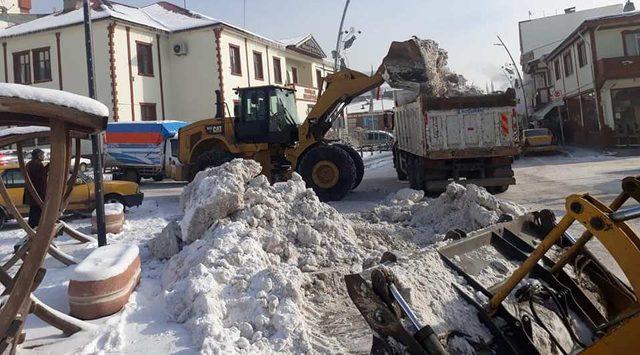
left=299, top=145, right=356, bottom=202
left=393, top=144, right=408, bottom=181
left=194, top=149, right=234, bottom=178
left=334, top=143, right=364, bottom=189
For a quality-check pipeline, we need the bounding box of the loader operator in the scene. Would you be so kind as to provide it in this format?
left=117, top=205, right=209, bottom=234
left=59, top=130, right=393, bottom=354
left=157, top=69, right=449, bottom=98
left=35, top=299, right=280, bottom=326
left=24, top=148, right=48, bottom=228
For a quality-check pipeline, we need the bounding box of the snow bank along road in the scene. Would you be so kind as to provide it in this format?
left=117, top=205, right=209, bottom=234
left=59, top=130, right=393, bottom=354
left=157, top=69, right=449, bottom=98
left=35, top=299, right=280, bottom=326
left=0, top=148, right=638, bottom=353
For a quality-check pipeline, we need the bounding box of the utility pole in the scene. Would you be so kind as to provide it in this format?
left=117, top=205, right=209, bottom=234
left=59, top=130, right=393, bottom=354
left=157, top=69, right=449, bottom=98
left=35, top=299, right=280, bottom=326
left=83, top=0, right=107, bottom=247
left=334, top=0, right=350, bottom=70
left=495, top=35, right=529, bottom=122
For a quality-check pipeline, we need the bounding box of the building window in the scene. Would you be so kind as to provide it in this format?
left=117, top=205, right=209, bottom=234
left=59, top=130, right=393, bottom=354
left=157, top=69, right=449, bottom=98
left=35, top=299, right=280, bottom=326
left=253, top=51, right=264, bottom=80
left=553, top=60, right=561, bottom=81
left=273, top=57, right=282, bottom=84
left=316, top=69, right=322, bottom=89
left=291, top=67, right=298, bottom=84
left=229, top=44, right=241, bottom=75
left=13, top=51, right=31, bottom=84
left=623, top=30, right=640, bottom=56
left=136, top=42, right=154, bottom=76
left=140, top=103, right=157, bottom=121
left=32, top=47, right=51, bottom=83
left=563, top=51, right=573, bottom=77
left=577, top=42, right=588, bottom=68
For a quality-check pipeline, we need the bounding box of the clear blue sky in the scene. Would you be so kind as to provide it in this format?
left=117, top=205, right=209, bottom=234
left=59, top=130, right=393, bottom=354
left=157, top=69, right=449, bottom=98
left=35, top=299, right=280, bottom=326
left=33, top=0, right=624, bottom=89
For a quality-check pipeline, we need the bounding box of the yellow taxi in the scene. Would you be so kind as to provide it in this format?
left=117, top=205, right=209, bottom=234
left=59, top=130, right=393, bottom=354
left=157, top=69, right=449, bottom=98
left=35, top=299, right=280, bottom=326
left=521, top=128, right=558, bottom=154
left=0, top=163, right=143, bottom=228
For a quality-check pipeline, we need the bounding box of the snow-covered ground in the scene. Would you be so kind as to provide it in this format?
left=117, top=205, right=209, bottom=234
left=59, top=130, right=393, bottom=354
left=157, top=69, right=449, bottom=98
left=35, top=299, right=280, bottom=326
left=1, top=147, right=638, bottom=353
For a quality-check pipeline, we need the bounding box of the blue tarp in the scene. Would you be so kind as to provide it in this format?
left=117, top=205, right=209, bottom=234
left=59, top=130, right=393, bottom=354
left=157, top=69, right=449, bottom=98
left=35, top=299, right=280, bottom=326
left=106, top=120, right=187, bottom=138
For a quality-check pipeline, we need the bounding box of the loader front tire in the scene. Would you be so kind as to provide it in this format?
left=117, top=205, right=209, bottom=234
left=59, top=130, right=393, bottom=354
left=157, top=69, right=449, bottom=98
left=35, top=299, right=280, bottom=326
left=299, top=145, right=356, bottom=202
left=193, top=149, right=234, bottom=180
left=334, top=143, right=364, bottom=189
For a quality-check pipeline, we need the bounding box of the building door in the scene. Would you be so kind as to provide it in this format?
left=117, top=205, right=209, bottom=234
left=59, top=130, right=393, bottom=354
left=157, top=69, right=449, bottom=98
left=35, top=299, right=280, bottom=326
left=612, top=87, right=640, bottom=146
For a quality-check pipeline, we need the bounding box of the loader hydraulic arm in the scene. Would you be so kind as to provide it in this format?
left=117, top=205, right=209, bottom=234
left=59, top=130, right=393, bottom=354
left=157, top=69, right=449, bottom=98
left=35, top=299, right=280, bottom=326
left=302, top=68, right=385, bottom=140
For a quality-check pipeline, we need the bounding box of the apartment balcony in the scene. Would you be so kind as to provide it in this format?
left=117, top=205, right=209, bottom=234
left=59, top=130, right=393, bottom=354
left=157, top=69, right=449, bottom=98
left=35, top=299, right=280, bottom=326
left=596, top=56, right=640, bottom=88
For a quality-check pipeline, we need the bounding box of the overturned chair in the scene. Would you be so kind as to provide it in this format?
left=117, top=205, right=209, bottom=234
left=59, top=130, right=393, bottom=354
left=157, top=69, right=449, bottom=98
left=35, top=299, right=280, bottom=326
left=0, top=83, right=108, bottom=352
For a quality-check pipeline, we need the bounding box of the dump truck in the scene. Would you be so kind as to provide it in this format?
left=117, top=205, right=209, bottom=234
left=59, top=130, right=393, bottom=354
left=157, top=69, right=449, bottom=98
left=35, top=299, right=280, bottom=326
left=169, top=39, right=431, bottom=201
left=105, top=121, right=187, bottom=183
left=392, top=89, right=519, bottom=193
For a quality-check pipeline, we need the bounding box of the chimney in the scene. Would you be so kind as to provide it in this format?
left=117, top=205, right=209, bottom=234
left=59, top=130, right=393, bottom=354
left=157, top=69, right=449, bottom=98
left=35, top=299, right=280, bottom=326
left=63, top=0, right=83, bottom=13
left=624, top=1, right=636, bottom=12
left=564, top=7, right=576, bottom=14
left=18, top=0, right=31, bottom=13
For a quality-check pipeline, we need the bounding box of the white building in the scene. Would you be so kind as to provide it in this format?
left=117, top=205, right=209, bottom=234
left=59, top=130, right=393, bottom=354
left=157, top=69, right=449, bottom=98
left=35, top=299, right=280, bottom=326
left=0, top=0, right=333, bottom=124
left=518, top=4, right=623, bottom=120
left=543, top=9, right=640, bottom=146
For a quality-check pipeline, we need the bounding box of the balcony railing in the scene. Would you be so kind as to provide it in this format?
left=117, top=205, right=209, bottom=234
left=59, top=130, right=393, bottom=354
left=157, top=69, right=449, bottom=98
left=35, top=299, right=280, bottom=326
left=596, top=56, right=640, bottom=88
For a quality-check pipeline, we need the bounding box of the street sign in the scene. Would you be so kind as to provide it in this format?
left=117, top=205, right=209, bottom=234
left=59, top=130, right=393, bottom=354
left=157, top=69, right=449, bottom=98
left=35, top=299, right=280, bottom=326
left=552, top=90, right=564, bottom=101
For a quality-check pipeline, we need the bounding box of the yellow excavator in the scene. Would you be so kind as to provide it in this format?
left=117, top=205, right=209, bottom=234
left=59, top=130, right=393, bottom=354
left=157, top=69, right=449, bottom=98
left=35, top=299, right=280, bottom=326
left=346, top=176, right=640, bottom=354
left=170, top=40, right=428, bottom=201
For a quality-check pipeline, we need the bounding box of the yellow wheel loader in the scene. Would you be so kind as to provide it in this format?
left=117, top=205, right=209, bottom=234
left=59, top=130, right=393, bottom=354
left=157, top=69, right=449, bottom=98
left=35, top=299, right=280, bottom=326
left=170, top=40, right=429, bottom=201
left=346, top=176, right=640, bottom=354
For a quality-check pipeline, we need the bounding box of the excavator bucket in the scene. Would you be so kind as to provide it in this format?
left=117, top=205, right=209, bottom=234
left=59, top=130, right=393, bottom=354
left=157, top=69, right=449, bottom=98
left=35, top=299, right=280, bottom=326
left=380, top=38, right=431, bottom=92
left=346, top=177, right=640, bottom=354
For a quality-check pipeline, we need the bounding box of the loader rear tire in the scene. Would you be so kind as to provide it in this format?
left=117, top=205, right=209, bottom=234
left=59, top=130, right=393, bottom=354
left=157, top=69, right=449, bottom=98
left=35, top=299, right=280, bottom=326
left=193, top=149, right=234, bottom=180
left=299, top=145, right=356, bottom=202
left=334, top=143, right=364, bottom=189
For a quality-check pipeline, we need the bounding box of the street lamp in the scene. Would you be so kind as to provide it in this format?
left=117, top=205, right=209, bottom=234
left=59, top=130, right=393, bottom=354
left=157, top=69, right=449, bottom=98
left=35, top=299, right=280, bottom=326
left=494, top=35, right=529, bottom=121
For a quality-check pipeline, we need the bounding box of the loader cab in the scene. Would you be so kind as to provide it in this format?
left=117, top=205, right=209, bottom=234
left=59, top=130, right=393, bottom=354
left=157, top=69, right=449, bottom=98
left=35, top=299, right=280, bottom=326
left=234, top=86, right=301, bottom=144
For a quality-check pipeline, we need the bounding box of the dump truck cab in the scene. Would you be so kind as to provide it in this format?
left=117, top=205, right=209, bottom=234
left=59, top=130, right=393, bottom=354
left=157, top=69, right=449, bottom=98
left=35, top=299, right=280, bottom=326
left=234, top=86, right=301, bottom=145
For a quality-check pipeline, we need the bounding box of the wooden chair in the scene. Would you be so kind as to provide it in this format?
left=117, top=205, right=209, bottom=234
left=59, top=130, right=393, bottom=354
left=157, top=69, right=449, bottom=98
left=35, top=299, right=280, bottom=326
left=0, top=86, right=107, bottom=353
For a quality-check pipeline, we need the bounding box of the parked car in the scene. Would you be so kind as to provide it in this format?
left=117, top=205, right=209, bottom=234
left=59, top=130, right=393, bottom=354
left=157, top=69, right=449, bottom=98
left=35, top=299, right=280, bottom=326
left=521, top=128, right=557, bottom=154
left=0, top=163, right=144, bottom=229
left=361, top=130, right=395, bottom=148
left=70, top=156, right=92, bottom=172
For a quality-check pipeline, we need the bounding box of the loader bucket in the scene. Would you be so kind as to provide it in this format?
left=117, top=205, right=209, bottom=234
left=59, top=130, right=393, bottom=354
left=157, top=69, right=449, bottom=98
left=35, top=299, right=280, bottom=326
left=380, top=38, right=431, bottom=92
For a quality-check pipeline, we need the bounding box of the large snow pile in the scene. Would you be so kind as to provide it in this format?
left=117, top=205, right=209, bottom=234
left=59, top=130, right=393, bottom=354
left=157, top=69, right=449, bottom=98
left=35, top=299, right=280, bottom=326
left=364, top=184, right=526, bottom=245
left=156, top=159, right=365, bottom=353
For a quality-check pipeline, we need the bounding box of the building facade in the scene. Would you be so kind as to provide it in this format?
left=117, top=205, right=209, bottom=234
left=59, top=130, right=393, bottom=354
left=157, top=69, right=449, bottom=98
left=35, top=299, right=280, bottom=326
left=544, top=11, right=640, bottom=146
left=0, top=0, right=333, bottom=124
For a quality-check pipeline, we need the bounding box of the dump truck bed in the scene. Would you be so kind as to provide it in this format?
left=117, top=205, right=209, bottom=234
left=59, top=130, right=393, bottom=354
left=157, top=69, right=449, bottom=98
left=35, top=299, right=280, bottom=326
left=395, top=89, right=519, bottom=159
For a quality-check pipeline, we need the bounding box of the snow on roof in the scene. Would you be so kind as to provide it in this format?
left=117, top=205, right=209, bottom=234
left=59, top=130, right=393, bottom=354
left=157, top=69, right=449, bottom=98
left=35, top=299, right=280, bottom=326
left=279, top=34, right=312, bottom=47
left=0, top=1, right=320, bottom=57
left=345, top=99, right=395, bottom=114
left=0, top=83, right=110, bottom=117
left=0, top=126, right=50, bottom=138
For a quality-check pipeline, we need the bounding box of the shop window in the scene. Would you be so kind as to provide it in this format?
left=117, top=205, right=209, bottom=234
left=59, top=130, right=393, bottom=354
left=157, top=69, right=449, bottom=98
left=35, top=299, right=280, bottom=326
left=291, top=67, right=298, bottom=84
